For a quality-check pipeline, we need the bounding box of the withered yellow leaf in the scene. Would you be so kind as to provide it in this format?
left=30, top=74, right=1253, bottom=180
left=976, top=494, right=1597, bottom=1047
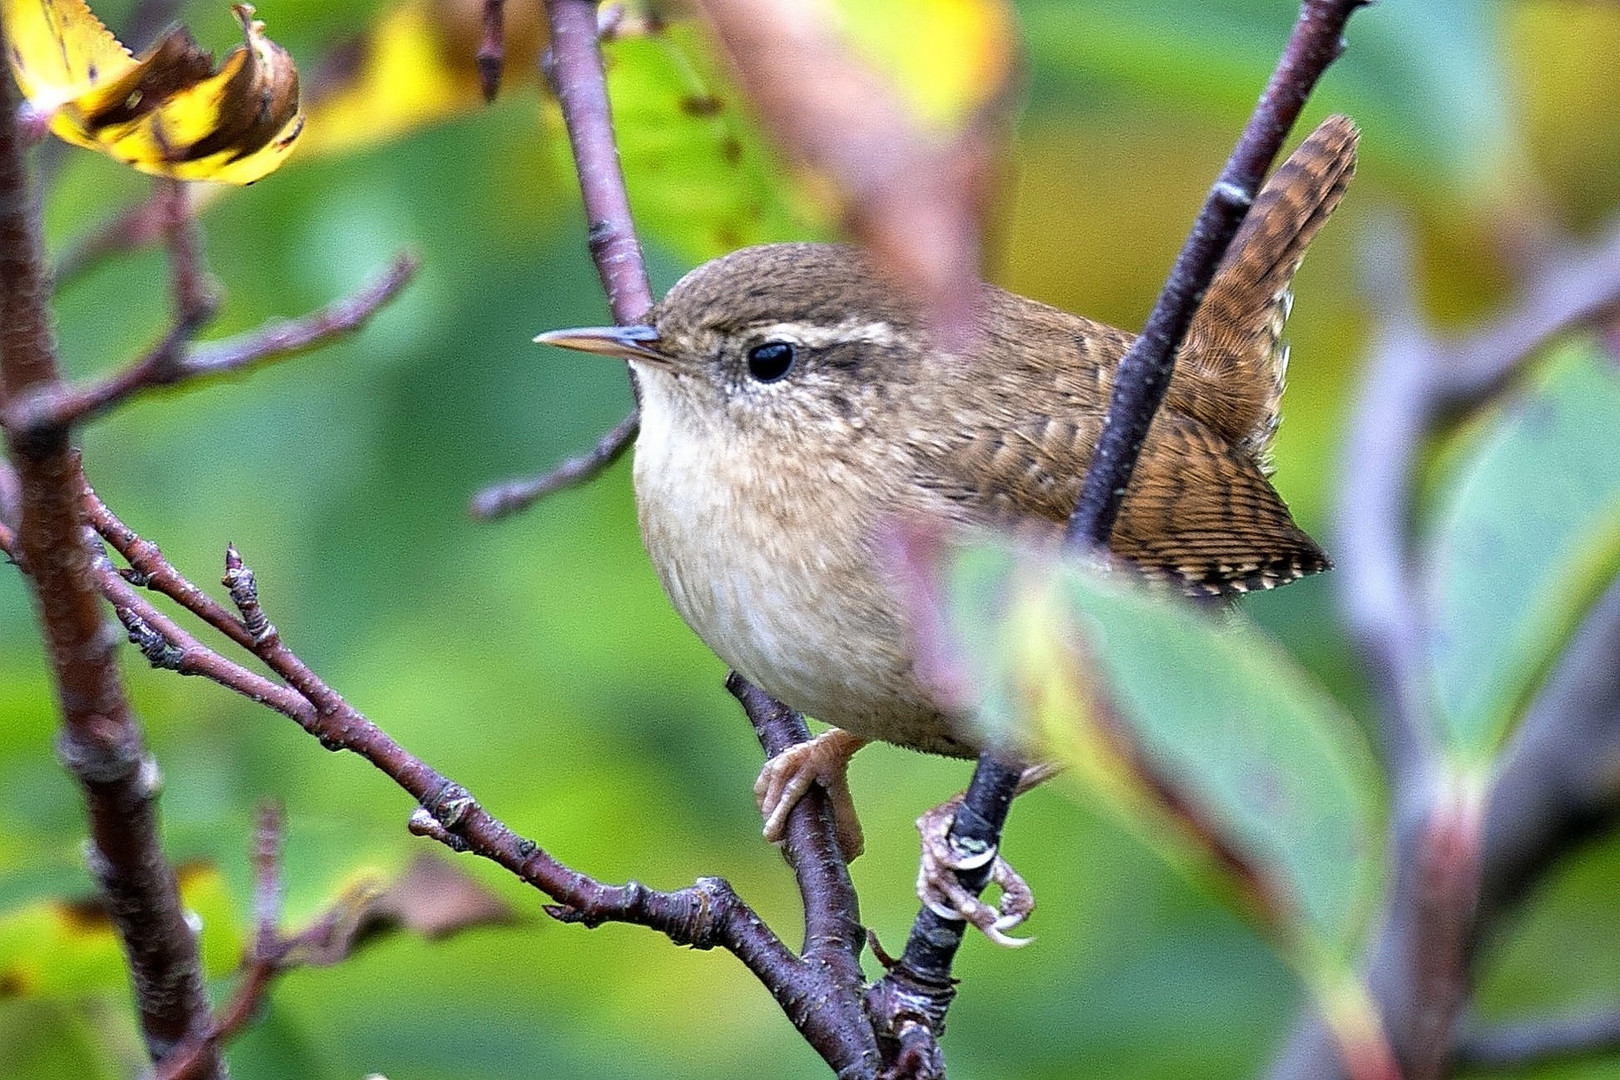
left=297, top=0, right=545, bottom=158
left=2, top=0, right=137, bottom=110
left=2, top=1, right=304, bottom=184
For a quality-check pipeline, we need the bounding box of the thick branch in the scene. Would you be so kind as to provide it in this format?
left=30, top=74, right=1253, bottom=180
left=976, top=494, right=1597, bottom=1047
left=0, top=42, right=221, bottom=1076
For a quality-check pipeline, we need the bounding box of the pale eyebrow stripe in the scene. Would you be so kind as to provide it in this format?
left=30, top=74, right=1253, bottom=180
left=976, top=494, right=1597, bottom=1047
left=751, top=320, right=903, bottom=349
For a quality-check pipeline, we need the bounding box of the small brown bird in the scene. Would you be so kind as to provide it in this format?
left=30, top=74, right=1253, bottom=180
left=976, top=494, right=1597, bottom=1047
left=540, top=115, right=1356, bottom=928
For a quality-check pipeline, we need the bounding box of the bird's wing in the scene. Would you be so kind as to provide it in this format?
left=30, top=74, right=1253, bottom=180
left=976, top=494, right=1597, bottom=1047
left=915, top=409, right=1327, bottom=596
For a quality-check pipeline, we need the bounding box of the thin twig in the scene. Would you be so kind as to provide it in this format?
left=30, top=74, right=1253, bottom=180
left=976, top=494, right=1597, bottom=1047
left=54, top=188, right=176, bottom=284
left=866, top=755, right=1024, bottom=1080
left=475, top=0, right=651, bottom=514
left=725, top=681, right=864, bottom=952
left=84, top=485, right=260, bottom=650
left=725, top=676, right=879, bottom=1074
left=543, top=0, right=653, bottom=322
left=471, top=408, right=638, bottom=518
left=0, top=26, right=222, bottom=1074
left=479, top=0, right=507, bottom=102
left=14, top=253, right=419, bottom=435
left=117, top=533, right=881, bottom=1074
left=159, top=179, right=218, bottom=328
left=1066, top=0, right=1370, bottom=550
left=1454, top=1007, right=1620, bottom=1072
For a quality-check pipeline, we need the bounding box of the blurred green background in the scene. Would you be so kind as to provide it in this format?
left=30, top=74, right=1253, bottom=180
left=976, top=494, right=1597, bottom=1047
left=5, top=1, right=1620, bottom=1077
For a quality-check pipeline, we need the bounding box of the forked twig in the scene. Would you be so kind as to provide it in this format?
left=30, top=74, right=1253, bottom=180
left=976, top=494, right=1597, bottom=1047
left=13, top=253, right=418, bottom=436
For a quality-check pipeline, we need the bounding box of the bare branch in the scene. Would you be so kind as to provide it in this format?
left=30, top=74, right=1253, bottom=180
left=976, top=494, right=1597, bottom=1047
left=158, top=179, right=218, bottom=328
left=875, top=0, right=1372, bottom=1062
left=1453, top=1007, right=1620, bottom=1073
left=0, top=31, right=221, bottom=1074
left=105, top=530, right=883, bottom=1077
left=725, top=676, right=869, bottom=976
left=54, top=187, right=178, bottom=283
left=478, top=0, right=507, bottom=102
left=16, top=253, right=419, bottom=435
left=1067, top=0, right=1370, bottom=550
left=470, top=408, right=638, bottom=518
left=475, top=0, right=651, bottom=514
left=543, top=0, right=653, bottom=323
left=85, top=486, right=260, bottom=650
left=146, top=805, right=287, bottom=1080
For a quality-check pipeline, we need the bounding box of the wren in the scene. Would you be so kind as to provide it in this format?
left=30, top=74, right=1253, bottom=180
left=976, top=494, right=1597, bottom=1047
left=539, top=115, right=1357, bottom=876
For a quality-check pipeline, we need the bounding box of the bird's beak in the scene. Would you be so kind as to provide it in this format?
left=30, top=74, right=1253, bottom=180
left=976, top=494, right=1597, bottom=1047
left=534, top=324, right=670, bottom=367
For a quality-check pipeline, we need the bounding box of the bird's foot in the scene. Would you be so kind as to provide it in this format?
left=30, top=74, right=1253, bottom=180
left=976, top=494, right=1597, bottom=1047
left=755, top=728, right=871, bottom=862
left=913, top=767, right=1054, bottom=948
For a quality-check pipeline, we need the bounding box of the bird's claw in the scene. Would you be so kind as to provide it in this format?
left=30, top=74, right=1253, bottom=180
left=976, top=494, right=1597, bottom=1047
left=915, top=797, right=1035, bottom=948
left=755, top=729, right=870, bottom=862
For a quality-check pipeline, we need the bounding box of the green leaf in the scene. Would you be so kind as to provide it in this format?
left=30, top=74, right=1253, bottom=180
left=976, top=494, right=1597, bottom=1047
left=933, top=541, right=1382, bottom=972
left=0, top=861, right=242, bottom=1001
left=1018, top=0, right=1523, bottom=201
left=1428, top=340, right=1620, bottom=763
left=588, top=22, right=831, bottom=262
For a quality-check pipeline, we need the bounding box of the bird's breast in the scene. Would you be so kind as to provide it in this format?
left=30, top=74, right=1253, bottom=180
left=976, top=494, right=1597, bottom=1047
left=629, top=387, right=973, bottom=756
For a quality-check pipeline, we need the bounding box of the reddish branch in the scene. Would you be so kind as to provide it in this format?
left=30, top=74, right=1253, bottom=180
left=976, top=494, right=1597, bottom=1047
left=478, top=0, right=507, bottom=102
left=542, top=0, right=653, bottom=324
left=116, top=526, right=879, bottom=1076
left=471, top=0, right=646, bottom=518
left=11, top=252, right=418, bottom=436
left=0, top=38, right=222, bottom=1079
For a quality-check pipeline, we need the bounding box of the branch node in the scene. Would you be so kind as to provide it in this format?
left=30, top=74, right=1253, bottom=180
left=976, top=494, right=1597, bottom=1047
left=118, top=607, right=187, bottom=671
left=423, top=781, right=477, bottom=829
left=55, top=722, right=145, bottom=785
left=222, top=545, right=277, bottom=645
left=1210, top=178, right=1256, bottom=209
left=408, top=807, right=471, bottom=851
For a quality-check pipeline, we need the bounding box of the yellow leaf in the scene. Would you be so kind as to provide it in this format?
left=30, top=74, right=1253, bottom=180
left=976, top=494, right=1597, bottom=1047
left=0, top=862, right=242, bottom=1001
left=298, top=0, right=546, bottom=158
left=2, top=1, right=303, bottom=184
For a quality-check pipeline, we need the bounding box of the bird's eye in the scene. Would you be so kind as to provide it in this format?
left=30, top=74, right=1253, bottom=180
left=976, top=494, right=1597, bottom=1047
left=746, top=341, right=797, bottom=383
